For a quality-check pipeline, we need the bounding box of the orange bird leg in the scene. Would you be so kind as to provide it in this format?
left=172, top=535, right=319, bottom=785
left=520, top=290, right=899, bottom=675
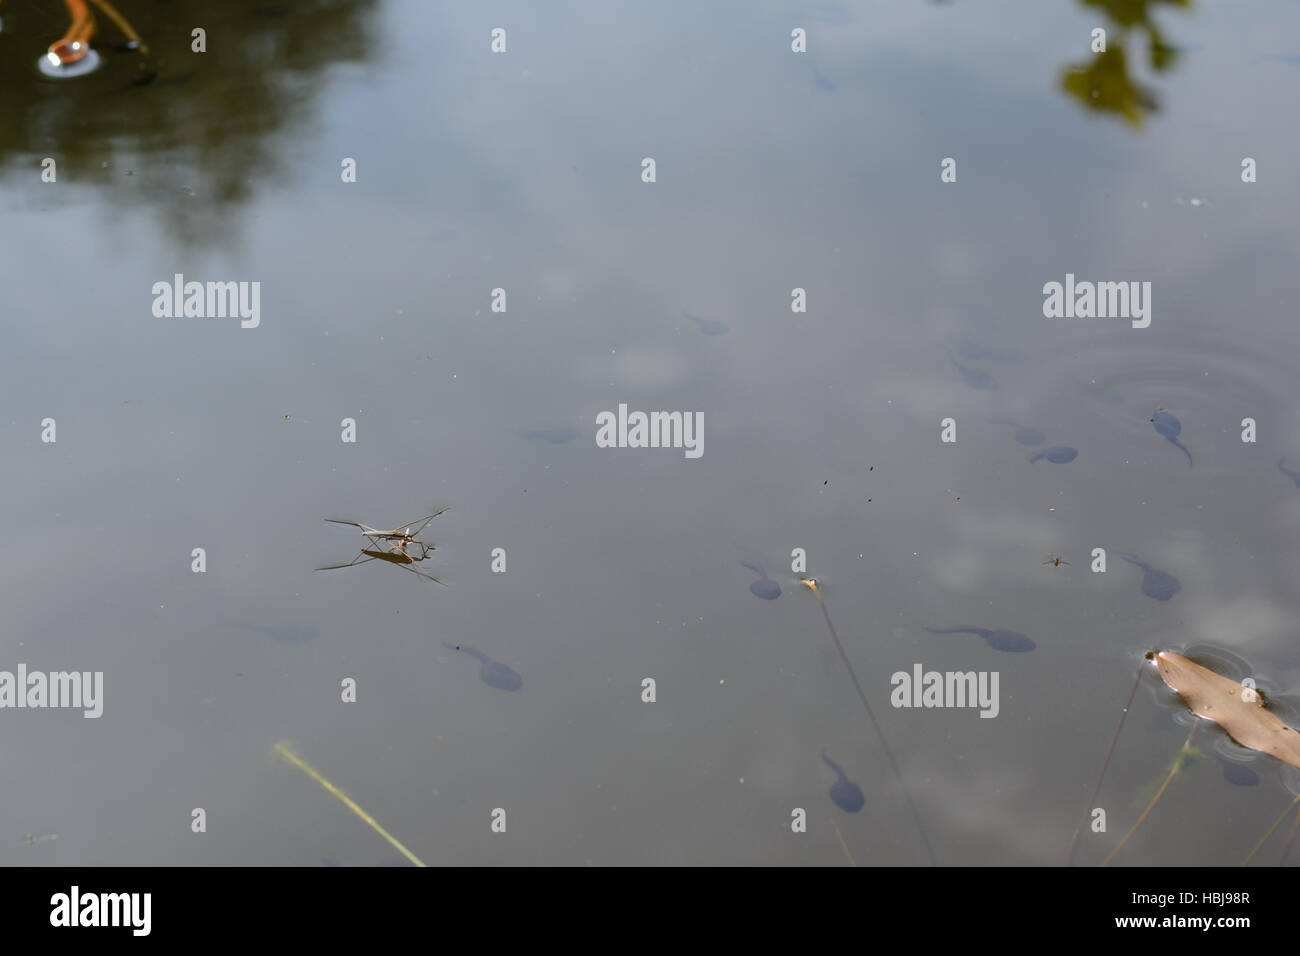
left=49, top=0, right=96, bottom=64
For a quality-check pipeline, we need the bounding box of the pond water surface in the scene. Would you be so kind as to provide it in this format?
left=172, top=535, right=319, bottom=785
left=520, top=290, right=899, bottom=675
left=2, top=0, right=1299, bottom=866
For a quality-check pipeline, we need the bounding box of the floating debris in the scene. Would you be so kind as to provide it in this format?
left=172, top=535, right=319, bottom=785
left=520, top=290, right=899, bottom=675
left=1152, top=651, right=1300, bottom=769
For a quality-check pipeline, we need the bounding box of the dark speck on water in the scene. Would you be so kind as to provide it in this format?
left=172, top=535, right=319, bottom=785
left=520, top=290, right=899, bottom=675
left=1151, top=409, right=1193, bottom=467
left=992, top=419, right=1045, bottom=446
left=924, top=625, right=1036, bottom=653
left=949, top=356, right=997, bottom=391
left=821, top=749, right=865, bottom=813
left=522, top=427, right=580, bottom=444
left=1278, top=458, right=1300, bottom=488
left=1119, top=553, right=1181, bottom=601
left=741, top=561, right=781, bottom=600
left=682, top=310, right=729, bottom=335
left=444, top=642, right=523, bottom=692
left=1029, top=445, right=1077, bottom=464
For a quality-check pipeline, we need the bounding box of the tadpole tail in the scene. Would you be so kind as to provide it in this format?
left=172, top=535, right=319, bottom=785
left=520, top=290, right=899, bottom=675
left=815, top=593, right=937, bottom=866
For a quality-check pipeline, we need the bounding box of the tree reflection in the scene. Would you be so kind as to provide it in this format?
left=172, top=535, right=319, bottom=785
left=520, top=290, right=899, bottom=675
left=1059, top=0, right=1191, bottom=126
left=0, top=0, right=378, bottom=247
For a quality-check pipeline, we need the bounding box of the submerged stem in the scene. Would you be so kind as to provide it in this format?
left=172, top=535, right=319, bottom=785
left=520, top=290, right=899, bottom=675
left=1101, top=719, right=1199, bottom=867
left=804, top=580, right=937, bottom=865
left=828, top=815, right=858, bottom=867
left=1242, top=791, right=1300, bottom=865
left=274, top=742, right=426, bottom=867
left=1066, top=657, right=1148, bottom=865
left=1280, top=807, right=1300, bottom=866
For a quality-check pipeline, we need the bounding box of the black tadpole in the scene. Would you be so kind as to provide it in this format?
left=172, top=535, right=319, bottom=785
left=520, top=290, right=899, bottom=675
left=802, top=579, right=937, bottom=865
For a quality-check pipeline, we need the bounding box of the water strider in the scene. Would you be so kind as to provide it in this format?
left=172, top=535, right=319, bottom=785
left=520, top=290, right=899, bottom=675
left=443, top=642, right=523, bottom=691
left=1151, top=408, right=1193, bottom=467
left=1029, top=445, right=1078, bottom=464
left=1043, top=555, right=1069, bottom=567
left=992, top=419, right=1045, bottom=446
left=741, top=561, right=781, bottom=600
left=821, top=749, right=865, bottom=813
left=1118, top=552, right=1181, bottom=601
left=316, top=510, right=447, bottom=584
left=923, top=626, right=1036, bottom=653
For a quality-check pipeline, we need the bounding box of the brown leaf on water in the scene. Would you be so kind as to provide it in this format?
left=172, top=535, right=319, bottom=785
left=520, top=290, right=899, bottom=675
left=1153, top=651, right=1300, bottom=770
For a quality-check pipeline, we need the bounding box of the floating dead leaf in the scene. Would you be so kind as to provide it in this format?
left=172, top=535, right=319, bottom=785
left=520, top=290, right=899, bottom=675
left=1153, top=651, right=1300, bottom=770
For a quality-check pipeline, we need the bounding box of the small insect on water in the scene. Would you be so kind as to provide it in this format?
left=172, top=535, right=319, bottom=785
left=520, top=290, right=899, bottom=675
left=1043, top=555, right=1070, bottom=567
left=316, top=509, right=448, bottom=584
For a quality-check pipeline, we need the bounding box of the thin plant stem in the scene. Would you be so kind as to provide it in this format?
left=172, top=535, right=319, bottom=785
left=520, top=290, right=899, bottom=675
left=1066, top=657, right=1148, bottom=865
left=1280, top=806, right=1300, bottom=866
left=828, top=816, right=857, bottom=867
left=1241, top=791, right=1300, bottom=865
left=1101, top=719, right=1199, bottom=867
left=803, top=580, right=937, bottom=865
left=274, top=742, right=427, bottom=867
